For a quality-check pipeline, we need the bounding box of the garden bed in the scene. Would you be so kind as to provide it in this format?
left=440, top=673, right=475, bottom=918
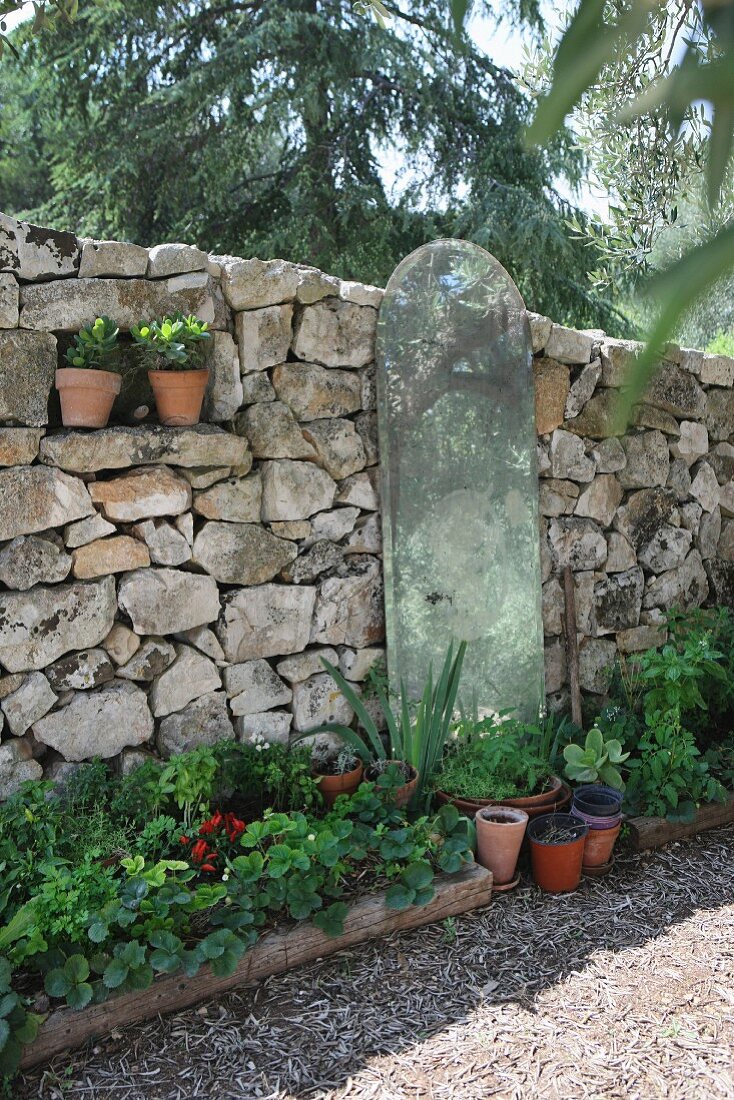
left=626, top=792, right=734, bottom=850
left=19, top=863, right=492, bottom=1071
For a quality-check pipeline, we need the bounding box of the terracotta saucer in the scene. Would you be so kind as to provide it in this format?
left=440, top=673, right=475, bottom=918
left=582, top=855, right=615, bottom=879
left=492, top=875, right=521, bottom=893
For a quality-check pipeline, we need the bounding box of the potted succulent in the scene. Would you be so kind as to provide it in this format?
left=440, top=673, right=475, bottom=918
left=56, top=315, right=121, bottom=427
left=564, top=726, right=628, bottom=873
left=527, top=812, right=588, bottom=893
left=311, top=745, right=363, bottom=808
left=474, top=806, right=528, bottom=891
left=131, top=312, right=212, bottom=425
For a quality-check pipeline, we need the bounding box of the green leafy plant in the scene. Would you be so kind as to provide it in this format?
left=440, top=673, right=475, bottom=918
left=64, top=315, right=119, bottom=371
left=44, top=954, right=93, bottom=1009
left=131, top=312, right=211, bottom=370
left=436, top=715, right=555, bottom=801
left=563, top=726, right=629, bottom=791
left=0, top=959, right=41, bottom=1079
left=158, top=747, right=218, bottom=829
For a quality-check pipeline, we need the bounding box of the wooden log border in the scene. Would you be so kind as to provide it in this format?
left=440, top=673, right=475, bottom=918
left=627, top=792, right=734, bottom=851
left=20, top=863, right=492, bottom=1071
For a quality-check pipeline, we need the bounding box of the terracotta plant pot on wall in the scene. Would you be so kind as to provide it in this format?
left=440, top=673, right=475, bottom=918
left=527, top=813, right=588, bottom=894
left=56, top=368, right=122, bottom=428
left=366, top=762, right=419, bottom=809
left=315, top=762, right=364, bottom=809
left=148, top=368, right=210, bottom=426
left=475, top=807, right=529, bottom=890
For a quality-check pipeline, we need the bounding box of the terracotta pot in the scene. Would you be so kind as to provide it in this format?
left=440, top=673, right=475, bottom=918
left=475, top=807, right=529, bottom=886
left=55, top=367, right=121, bottom=428
left=314, top=762, right=363, bottom=808
left=527, top=813, right=588, bottom=893
left=582, top=822, right=621, bottom=869
left=148, top=368, right=210, bottom=425
left=436, top=778, right=570, bottom=820
left=366, top=762, right=419, bottom=809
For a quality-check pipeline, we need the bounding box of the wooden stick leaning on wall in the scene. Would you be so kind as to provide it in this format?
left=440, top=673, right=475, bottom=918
left=562, top=565, right=582, bottom=727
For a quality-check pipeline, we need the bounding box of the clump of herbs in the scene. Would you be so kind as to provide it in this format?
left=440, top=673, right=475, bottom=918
left=312, top=745, right=360, bottom=776
left=436, top=714, right=560, bottom=801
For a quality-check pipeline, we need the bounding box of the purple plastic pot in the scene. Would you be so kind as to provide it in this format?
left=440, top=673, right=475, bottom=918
left=571, top=804, right=622, bottom=831
left=572, top=784, right=623, bottom=818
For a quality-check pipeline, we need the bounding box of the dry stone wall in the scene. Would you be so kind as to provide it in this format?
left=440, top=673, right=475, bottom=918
left=1, top=211, right=734, bottom=796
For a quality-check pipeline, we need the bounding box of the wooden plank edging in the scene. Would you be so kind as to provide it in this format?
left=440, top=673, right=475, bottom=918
left=20, top=863, right=492, bottom=1071
left=627, top=791, right=734, bottom=851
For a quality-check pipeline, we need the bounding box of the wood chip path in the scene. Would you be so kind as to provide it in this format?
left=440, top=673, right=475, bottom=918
left=19, top=825, right=734, bottom=1099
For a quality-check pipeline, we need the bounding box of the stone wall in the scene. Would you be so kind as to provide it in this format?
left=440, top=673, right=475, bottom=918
left=1, top=211, right=734, bottom=795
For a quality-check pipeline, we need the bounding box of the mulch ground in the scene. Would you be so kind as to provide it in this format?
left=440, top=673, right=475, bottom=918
left=18, top=825, right=734, bottom=1100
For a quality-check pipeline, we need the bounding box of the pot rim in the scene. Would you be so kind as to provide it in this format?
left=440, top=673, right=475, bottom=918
left=527, top=812, right=588, bottom=846
left=313, top=761, right=364, bottom=784
left=475, top=807, right=529, bottom=826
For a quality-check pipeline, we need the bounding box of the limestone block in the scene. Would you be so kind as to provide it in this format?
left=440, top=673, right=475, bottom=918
left=281, top=540, right=344, bottom=584
left=0, top=576, right=116, bottom=673
left=334, top=470, right=379, bottom=510
left=616, top=625, right=667, bottom=653
left=157, top=690, right=234, bottom=757
left=149, top=644, right=222, bottom=717
left=236, top=401, right=316, bottom=460
left=78, top=239, right=148, bottom=278
left=338, top=646, right=384, bottom=682
left=72, top=535, right=150, bottom=578
left=223, top=659, right=292, bottom=715
left=33, top=682, right=154, bottom=761
left=102, top=623, right=141, bottom=667
left=0, top=466, right=93, bottom=541
left=118, top=568, right=220, bottom=635
left=644, top=363, right=706, bottom=419
left=599, top=339, right=643, bottom=386
left=667, top=458, right=692, bottom=502
left=548, top=517, right=607, bottom=570
left=0, top=213, right=79, bottom=280
left=565, top=358, right=602, bottom=419
left=671, top=420, right=709, bottom=465
left=217, top=584, right=317, bottom=662
left=272, top=361, right=361, bottom=421
left=261, top=460, right=336, bottom=521
left=302, top=418, right=367, bottom=479
left=545, top=324, right=594, bottom=365
left=236, top=305, right=293, bottom=372
left=310, top=559, right=384, bottom=647
left=533, top=358, right=570, bottom=434
left=574, top=474, right=623, bottom=527
left=339, top=280, right=384, bottom=308
left=709, top=442, right=734, bottom=485
left=235, top=711, right=292, bottom=745
left=291, top=672, right=353, bottom=732
left=344, top=514, right=382, bottom=555
left=219, top=257, right=300, bottom=310
left=549, top=429, right=595, bottom=482
left=292, top=300, right=376, bottom=368
left=544, top=638, right=567, bottom=694
left=705, top=388, right=734, bottom=442
left=638, top=524, right=693, bottom=572
left=147, top=242, right=207, bottom=278
left=0, top=273, right=19, bottom=327
left=527, top=312, right=552, bottom=354
left=193, top=475, right=262, bottom=523
left=40, top=424, right=250, bottom=473
left=591, top=437, right=626, bottom=473
left=241, top=371, right=276, bottom=405
left=0, top=738, right=42, bottom=800
left=64, top=513, right=116, bottom=548
left=192, top=521, right=297, bottom=585
left=578, top=638, right=616, bottom=694
left=562, top=390, right=622, bottom=439
left=131, top=519, right=191, bottom=566
left=0, top=330, right=56, bottom=426
left=690, top=463, right=720, bottom=513
left=0, top=427, right=43, bottom=466
left=90, top=465, right=192, bottom=522
left=605, top=532, right=637, bottom=573
left=706, top=560, right=734, bottom=609
left=614, top=487, right=677, bottom=549
left=270, top=520, right=311, bottom=539
left=45, top=649, right=114, bottom=691
left=1, top=672, right=57, bottom=735
left=630, top=404, right=681, bottom=436
left=202, top=331, right=243, bottom=422
left=276, top=647, right=339, bottom=684
left=0, top=535, right=71, bottom=589
left=310, top=507, right=359, bottom=542
left=701, top=353, right=734, bottom=386
left=117, top=638, right=177, bottom=682
left=697, top=506, right=721, bottom=560
left=618, top=431, right=669, bottom=490
left=176, top=626, right=226, bottom=664
left=593, top=568, right=644, bottom=633
left=642, top=549, right=709, bottom=611
left=296, top=267, right=341, bottom=304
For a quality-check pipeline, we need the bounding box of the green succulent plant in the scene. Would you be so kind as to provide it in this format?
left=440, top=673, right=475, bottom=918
left=563, top=726, right=629, bottom=791
left=64, top=315, right=119, bottom=370
left=131, top=312, right=211, bottom=369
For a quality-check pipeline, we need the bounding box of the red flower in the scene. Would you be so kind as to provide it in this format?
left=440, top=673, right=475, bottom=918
left=191, top=839, right=209, bottom=863
left=201, top=863, right=217, bottom=873
left=179, top=836, right=189, bottom=845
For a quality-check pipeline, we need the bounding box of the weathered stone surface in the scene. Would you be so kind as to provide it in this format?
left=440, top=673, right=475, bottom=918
left=638, top=524, right=693, bottom=572
left=563, top=390, right=622, bottom=439
left=617, top=624, right=667, bottom=653
left=302, top=418, right=367, bottom=479
left=671, top=420, right=709, bottom=465
left=223, top=659, right=292, bottom=715
left=117, top=638, right=177, bottom=682
left=217, top=584, right=316, bottom=662
left=667, top=458, right=692, bottom=502
left=0, top=428, right=43, bottom=468
left=355, top=411, right=378, bottom=467
left=45, top=649, right=113, bottom=692
left=0, top=535, right=71, bottom=590
left=338, top=646, right=384, bottom=682
left=40, top=424, right=250, bottom=473
left=701, top=353, right=734, bottom=386
left=542, top=577, right=564, bottom=635
left=578, top=638, right=616, bottom=694
left=544, top=638, right=567, bottom=694
left=527, top=312, right=552, bottom=354
left=360, top=364, right=376, bottom=412
left=78, top=239, right=148, bottom=278
left=219, top=257, right=300, bottom=310
left=235, top=710, right=292, bottom=745
left=0, top=466, right=94, bottom=542
left=345, top=513, right=382, bottom=555
left=0, top=738, right=42, bottom=800
left=261, top=460, right=336, bottom=521
left=533, top=358, right=570, bottom=434
left=33, top=682, right=153, bottom=761
left=149, top=644, right=221, bottom=718
left=276, top=647, right=338, bottom=683
left=599, top=339, right=642, bottom=386
left=643, top=549, right=709, bottom=611
left=679, top=348, right=704, bottom=376
left=643, top=363, right=706, bottom=420
left=615, top=487, right=677, bottom=548
left=193, top=475, right=262, bottom=523
left=0, top=330, right=56, bottom=426
left=706, top=560, right=734, bottom=609
left=175, top=512, right=194, bottom=545
left=236, top=305, right=293, bottom=372
left=296, top=267, right=341, bottom=304
left=311, top=559, right=384, bottom=647
left=549, top=430, right=595, bottom=481
left=0, top=674, right=24, bottom=700
left=605, top=532, right=637, bottom=573
left=0, top=213, right=79, bottom=280
left=631, top=404, right=681, bottom=436
left=157, top=690, right=234, bottom=757
left=591, top=436, right=626, bottom=473
left=90, top=466, right=192, bottom=522
left=72, top=535, right=150, bottom=579
left=19, top=275, right=227, bottom=332
left=709, top=442, right=734, bottom=484
left=311, top=507, right=359, bottom=542
left=272, top=362, right=361, bottom=421
left=64, top=513, right=116, bottom=549
left=0, top=576, right=116, bottom=673
left=281, top=540, right=343, bottom=583
left=181, top=466, right=232, bottom=490
left=102, top=623, right=140, bottom=666
left=147, top=242, right=207, bottom=278
left=574, top=474, right=623, bottom=527
left=292, top=300, right=376, bottom=369
left=192, top=521, right=297, bottom=585
left=0, top=273, right=19, bottom=328
left=697, top=506, right=721, bottom=560
left=721, top=481, right=734, bottom=518
left=118, top=568, right=220, bottom=635
left=690, top=463, right=720, bottom=513
left=202, top=331, right=243, bottom=422
left=718, top=520, right=734, bottom=561
left=176, top=626, right=225, bottom=663
left=545, top=325, right=594, bottom=366
left=1, top=672, right=57, bottom=735
left=271, top=521, right=311, bottom=539
left=618, top=431, right=669, bottom=490
left=548, top=517, right=607, bottom=570
left=292, top=672, right=353, bottom=733
left=679, top=501, right=703, bottom=534
left=704, top=388, right=734, bottom=442
left=339, top=280, right=383, bottom=308
left=593, top=568, right=644, bottom=633
left=241, top=371, right=276, bottom=405
left=132, top=519, right=191, bottom=566
left=565, top=358, right=602, bottom=420
left=334, top=470, right=379, bottom=510
left=237, top=401, right=316, bottom=460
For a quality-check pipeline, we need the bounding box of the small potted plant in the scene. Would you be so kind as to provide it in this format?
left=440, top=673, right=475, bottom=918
left=131, top=312, right=212, bottom=425
left=527, top=812, right=588, bottom=893
left=564, top=726, right=628, bottom=873
left=311, top=745, right=364, bottom=808
left=474, top=806, right=528, bottom=891
left=56, top=315, right=121, bottom=427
